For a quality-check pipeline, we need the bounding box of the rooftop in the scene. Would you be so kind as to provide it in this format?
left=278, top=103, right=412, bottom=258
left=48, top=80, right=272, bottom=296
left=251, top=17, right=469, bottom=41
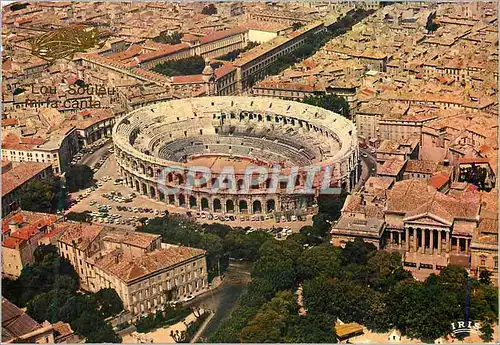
left=92, top=245, right=205, bottom=283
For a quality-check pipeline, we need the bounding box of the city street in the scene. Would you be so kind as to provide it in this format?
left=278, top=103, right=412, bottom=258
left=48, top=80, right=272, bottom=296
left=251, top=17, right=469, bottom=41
left=353, top=147, right=378, bottom=192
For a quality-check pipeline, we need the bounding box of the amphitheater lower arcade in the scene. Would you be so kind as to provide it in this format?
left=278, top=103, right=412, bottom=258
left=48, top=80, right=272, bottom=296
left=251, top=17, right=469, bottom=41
left=113, top=96, right=359, bottom=215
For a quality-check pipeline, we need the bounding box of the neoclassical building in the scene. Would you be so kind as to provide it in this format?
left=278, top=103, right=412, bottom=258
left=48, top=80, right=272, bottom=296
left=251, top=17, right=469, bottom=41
left=332, top=178, right=489, bottom=272
left=112, top=96, right=359, bottom=215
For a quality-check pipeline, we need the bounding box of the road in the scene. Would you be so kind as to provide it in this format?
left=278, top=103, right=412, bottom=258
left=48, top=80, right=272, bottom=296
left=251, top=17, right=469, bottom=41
left=184, top=261, right=253, bottom=341
left=353, top=148, right=377, bottom=192
left=80, top=139, right=113, bottom=168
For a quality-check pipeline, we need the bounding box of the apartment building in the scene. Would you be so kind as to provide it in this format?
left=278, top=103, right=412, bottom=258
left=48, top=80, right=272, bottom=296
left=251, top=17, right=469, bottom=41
left=1, top=128, right=79, bottom=174
left=57, top=224, right=208, bottom=319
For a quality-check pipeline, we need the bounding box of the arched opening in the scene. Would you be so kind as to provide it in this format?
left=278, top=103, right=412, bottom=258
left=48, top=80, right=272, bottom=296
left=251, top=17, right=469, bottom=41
left=253, top=200, right=262, bottom=213
left=295, top=175, right=301, bottom=186
left=239, top=200, right=248, bottom=213
left=177, top=174, right=184, bottom=185
left=250, top=173, right=260, bottom=190
left=156, top=169, right=162, bottom=177
left=266, top=199, right=276, bottom=213
left=189, top=196, right=197, bottom=208
left=147, top=167, right=153, bottom=177
left=135, top=180, right=140, bottom=192
left=213, top=199, right=222, bottom=212
left=168, top=195, right=175, bottom=204
left=237, top=179, right=245, bottom=191
left=201, top=198, right=209, bottom=211
left=265, top=178, right=272, bottom=190
left=150, top=186, right=156, bottom=198
left=159, top=191, right=165, bottom=201
left=226, top=200, right=234, bottom=213
left=167, top=172, right=173, bottom=182
left=140, top=164, right=146, bottom=175
left=142, top=183, right=148, bottom=195
left=178, top=194, right=186, bottom=206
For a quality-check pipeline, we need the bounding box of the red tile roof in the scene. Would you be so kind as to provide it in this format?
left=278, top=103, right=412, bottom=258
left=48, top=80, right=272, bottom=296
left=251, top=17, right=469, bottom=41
left=171, top=74, right=205, bottom=84
left=2, top=162, right=52, bottom=197
left=135, top=43, right=189, bottom=63
left=199, top=27, right=247, bottom=45
left=428, top=172, right=450, bottom=190
left=214, top=63, right=235, bottom=78
left=2, top=237, right=24, bottom=249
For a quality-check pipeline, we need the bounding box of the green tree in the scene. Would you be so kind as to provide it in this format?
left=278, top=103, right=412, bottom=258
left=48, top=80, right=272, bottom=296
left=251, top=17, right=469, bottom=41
left=480, top=320, right=494, bottom=342
left=292, top=22, right=304, bottom=31
left=201, top=3, right=217, bottom=15
left=342, top=238, right=377, bottom=266
left=154, top=31, right=183, bottom=45
left=152, top=56, right=206, bottom=77
left=20, top=177, right=59, bottom=213
left=303, top=94, right=350, bottom=118
left=65, top=211, right=92, bottom=223
left=296, top=244, right=342, bottom=281
left=65, top=164, right=94, bottom=192
left=479, top=269, right=491, bottom=285
left=91, top=288, right=124, bottom=318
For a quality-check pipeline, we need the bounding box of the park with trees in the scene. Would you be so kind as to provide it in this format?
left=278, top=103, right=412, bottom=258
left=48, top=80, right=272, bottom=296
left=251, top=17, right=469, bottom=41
left=2, top=245, right=123, bottom=343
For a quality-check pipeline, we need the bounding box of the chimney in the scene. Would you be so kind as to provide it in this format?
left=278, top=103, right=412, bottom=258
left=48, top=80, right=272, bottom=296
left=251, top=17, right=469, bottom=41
left=8, top=221, right=20, bottom=234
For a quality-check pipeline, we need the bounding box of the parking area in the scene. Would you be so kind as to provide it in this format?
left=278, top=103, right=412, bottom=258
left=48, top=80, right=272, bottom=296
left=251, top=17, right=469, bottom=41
left=66, top=154, right=313, bottom=231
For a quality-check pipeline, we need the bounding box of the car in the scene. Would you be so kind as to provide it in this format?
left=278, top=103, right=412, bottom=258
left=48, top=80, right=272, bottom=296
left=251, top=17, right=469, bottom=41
left=362, top=153, right=368, bottom=158
left=240, top=216, right=245, bottom=221
left=213, top=215, right=219, bottom=220
left=371, top=168, right=376, bottom=173
left=229, top=216, right=235, bottom=221
left=183, top=295, right=195, bottom=302
left=291, top=215, right=297, bottom=221
left=207, top=214, right=213, bottom=220
left=224, top=216, right=230, bottom=221
left=280, top=216, right=286, bottom=222
left=250, top=216, right=256, bottom=221
left=264, top=215, right=270, bottom=220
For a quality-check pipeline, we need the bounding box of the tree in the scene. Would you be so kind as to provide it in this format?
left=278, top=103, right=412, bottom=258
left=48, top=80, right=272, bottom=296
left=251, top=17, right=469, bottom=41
left=65, top=211, right=92, bottom=223
left=154, top=31, right=183, bottom=45
left=292, top=22, right=304, bottom=31
left=479, top=269, right=491, bottom=285
left=296, top=244, right=342, bottom=281
left=91, top=288, right=124, bottom=318
left=65, top=164, right=94, bottom=192
left=152, top=56, right=206, bottom=76
left=20, top=177, right=59, bottom=213
left=480, top=320, right=494, bottom=342
left=303, top=94, right=350, bottom=118
left=342, top=238, right=377, bottom=266
left=201, top=3, right=217, bottom=15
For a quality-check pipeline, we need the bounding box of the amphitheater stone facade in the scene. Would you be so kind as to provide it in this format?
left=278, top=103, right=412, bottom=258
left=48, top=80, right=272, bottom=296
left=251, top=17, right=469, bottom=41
left=113, top=96, right=359, bottom=215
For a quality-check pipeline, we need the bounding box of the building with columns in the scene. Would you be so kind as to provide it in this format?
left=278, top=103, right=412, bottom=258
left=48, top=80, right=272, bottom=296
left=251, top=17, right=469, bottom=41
left=112, top=96, right=359, bottom=216
left=332, top=178, right=488, bottom=274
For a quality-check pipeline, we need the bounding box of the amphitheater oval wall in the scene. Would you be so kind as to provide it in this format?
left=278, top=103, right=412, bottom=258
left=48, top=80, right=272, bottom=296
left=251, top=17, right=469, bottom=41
left=112, top=96, right=359, bottom=215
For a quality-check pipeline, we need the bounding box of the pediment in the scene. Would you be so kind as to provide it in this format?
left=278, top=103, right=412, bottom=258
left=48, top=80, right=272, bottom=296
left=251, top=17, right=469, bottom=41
left=403, top=213, right=452, bottom=227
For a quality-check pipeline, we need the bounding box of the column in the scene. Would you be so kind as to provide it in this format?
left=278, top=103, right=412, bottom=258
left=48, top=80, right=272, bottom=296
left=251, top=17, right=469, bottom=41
left=456, top=237, right=460, bottom=253
left=390, top=231, right=394, bottom=245
left=413, top=228, right=418, bottom=252
left=465, top=238, right=469, bottom=254
left=421, top=229, right=426, bottom=254
left=406, top=227, right=410, bottom=251
left=438, top=230, right=442, bottom=254
left=446, top=231, right=450, bottom=253
left=429, top=229, right=434, bottom=255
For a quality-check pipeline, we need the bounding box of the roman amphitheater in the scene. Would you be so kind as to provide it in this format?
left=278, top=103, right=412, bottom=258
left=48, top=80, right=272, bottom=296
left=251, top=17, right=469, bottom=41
left=113, top=96, right=359, bottom=215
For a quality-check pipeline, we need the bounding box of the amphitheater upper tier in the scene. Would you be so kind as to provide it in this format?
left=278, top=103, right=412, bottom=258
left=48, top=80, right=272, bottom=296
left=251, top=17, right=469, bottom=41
left=113, top=96, right=359, bottom=215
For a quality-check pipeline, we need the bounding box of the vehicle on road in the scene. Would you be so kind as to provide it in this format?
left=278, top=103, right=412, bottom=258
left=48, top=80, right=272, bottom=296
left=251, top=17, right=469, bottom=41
left=362, top=153, right=368, bottom=158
